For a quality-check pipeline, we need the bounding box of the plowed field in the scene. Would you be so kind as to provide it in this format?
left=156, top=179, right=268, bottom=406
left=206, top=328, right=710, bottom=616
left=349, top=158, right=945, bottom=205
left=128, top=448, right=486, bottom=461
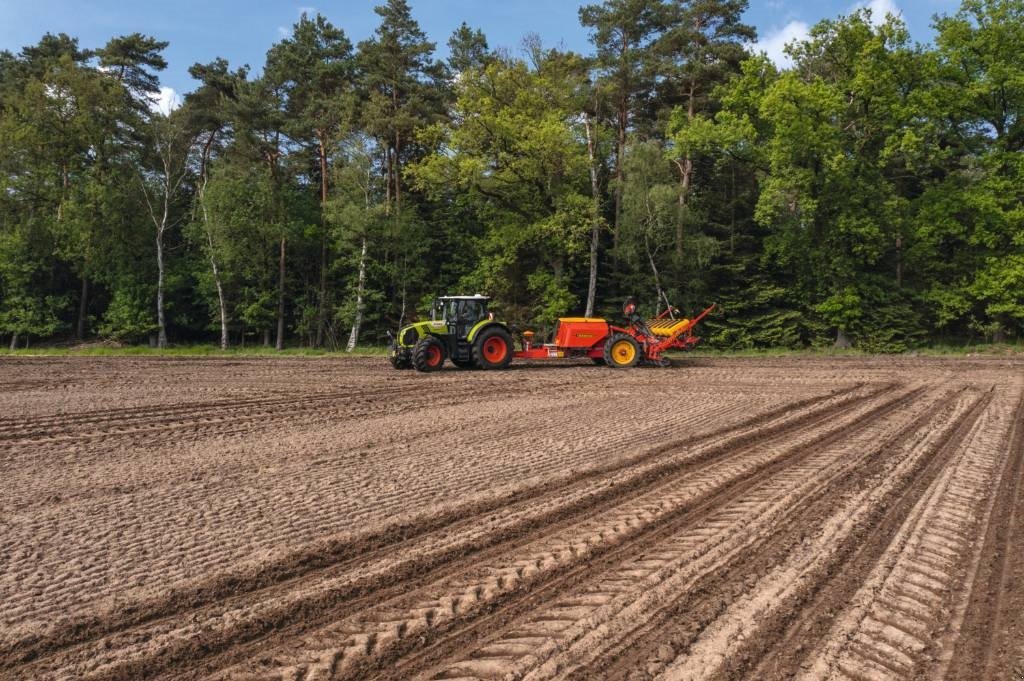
left=1, top=355, right=1022, bottom=681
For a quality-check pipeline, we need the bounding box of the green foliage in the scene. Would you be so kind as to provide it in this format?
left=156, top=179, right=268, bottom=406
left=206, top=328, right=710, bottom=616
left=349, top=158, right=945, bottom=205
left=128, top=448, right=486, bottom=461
left=98, top=284, right=156, bottom=341
left=2, top=0, right=1024, bottom=353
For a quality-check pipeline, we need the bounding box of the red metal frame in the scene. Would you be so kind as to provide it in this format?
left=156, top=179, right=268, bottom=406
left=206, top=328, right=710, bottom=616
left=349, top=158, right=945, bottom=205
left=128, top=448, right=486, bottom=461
left=512, top=303, right=715, bottom=365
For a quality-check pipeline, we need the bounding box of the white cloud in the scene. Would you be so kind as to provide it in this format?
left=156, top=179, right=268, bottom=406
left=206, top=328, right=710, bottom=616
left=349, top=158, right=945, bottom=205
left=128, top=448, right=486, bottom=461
left=751, top=0, right=902, bottom=68
left=751, top=20, right=810, bottom=68
left=150, top=86, right=181, bottom=116
left=853, top=0, right=902, bottom=25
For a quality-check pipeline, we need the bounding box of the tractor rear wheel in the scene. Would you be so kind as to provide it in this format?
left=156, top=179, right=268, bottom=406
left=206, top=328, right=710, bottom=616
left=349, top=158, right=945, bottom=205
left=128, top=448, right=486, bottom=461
left=603, top=333, right=641, bottom=368
left=473, top=326, right=513, bottom=370
left=412, top=336, right=446, bottom=372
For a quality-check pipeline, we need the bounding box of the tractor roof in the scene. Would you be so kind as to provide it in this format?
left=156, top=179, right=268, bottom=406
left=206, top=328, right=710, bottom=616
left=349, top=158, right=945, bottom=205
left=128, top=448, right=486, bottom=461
left=436, top=294, right=490, bottom=301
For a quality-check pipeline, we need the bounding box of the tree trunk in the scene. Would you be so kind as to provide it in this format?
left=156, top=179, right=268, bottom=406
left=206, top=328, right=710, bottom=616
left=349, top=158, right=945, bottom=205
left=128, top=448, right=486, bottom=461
left=76, top=276, right=88, bottom=340
left=156, top=229, right=167, bottom=349
left=347, top=236, right=368, bottom=352
left=674, top=83, right=697, bottom=263
left=584, top=112, right=601, bottom=318
left=644, top=230, right=670, bottom=314
left=276, top=235, right=286, bottom=351
left=612, top=36, right=629, bottom=251
left=315, top=134, right=329, bottom=348
left=198, top=130, right=228, bottom=350
left=834, top=328, right=853, bottom=349
left=614, top=113, right=625, bottom=251
left=263, top=328, right=271, bottom=347
left=202, top=221, right=228, bottom=351
left=675, top=155, right=693, bottom=261
left=9, top=333, right=17, bottom=351
left=212, top=257, right=228, bottom=351
left=394, top=132, right=401, bottom=215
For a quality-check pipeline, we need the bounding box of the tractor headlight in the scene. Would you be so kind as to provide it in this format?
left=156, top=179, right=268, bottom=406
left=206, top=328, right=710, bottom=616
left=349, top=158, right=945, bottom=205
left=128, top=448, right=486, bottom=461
left=401, top=328, right=418, bottom=346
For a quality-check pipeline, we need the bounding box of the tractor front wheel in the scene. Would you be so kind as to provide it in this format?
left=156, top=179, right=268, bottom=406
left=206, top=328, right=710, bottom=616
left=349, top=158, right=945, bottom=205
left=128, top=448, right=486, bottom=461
left=412, top=336, right=446, bottom=372
left=473, top=327, right=513, bottom=370
left=603, top=333, right=641, bottom=368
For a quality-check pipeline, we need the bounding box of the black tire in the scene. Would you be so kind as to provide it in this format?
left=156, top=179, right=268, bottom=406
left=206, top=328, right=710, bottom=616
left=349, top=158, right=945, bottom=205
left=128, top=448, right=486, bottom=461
left=412, top=336, right=446, bottom=372
left=452, top=358, right=477, bottom=369
left=603, top=333, right=641, bottom=368
left=473, top=326, right=514, bottom=370
left=388, top=345, right=412, bottom=369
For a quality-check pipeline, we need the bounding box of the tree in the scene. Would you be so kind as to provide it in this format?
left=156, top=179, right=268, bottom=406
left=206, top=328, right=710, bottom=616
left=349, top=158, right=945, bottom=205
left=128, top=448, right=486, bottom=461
left=183, top=58, right=248, bottom=349
left=96, top=33, right=169, bottom=100
left=230, top=76, right=293, bottom=349
left=357, top=0, right=449, bottom=326
left=447, top=23, right=490, bottom=74
left=358, top=0, right=447, bottom=214
left=659, top=0, right=754, bottom=263
left=266, top=13, right=356, bottom=347
left=918, top=0, right=1024, bottom=340
left=579, top=0, right=666, bottom=245
left=138, top=109, right=193, bottom=348
left=327, top=137, right=385, bottom=351
left=727, top=12, right=929, bottom=349
left=409, top=48, right=593, bottom=325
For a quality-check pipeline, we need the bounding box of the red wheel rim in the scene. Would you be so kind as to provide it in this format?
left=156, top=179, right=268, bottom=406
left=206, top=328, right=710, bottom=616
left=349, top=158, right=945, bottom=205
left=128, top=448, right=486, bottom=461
left=482, top=337, right=508, bottom=363
left=426, top=345, right=442, bottom=367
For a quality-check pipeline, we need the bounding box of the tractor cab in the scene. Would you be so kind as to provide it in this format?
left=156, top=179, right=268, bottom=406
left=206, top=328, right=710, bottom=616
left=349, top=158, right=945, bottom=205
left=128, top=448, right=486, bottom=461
left=432, top=295, right=491, bottom=337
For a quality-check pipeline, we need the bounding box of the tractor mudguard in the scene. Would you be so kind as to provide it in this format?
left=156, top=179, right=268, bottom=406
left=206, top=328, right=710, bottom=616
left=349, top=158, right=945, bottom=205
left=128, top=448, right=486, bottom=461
left=466, top=319, right=511, bottom=344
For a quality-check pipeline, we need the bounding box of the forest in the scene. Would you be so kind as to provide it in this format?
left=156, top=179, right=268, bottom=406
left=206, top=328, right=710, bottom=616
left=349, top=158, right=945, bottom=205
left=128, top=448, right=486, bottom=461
left=0, top=0, right=1021, bottom=352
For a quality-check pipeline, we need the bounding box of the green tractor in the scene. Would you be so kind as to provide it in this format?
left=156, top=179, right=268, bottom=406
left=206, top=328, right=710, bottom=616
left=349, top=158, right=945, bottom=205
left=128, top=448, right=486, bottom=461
left=388, top=295, right=514, bottom=372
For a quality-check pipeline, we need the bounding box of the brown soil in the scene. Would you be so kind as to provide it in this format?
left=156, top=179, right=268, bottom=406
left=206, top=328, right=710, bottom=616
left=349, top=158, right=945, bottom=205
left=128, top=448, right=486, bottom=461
left=0, top=355, right=1021, bottom=681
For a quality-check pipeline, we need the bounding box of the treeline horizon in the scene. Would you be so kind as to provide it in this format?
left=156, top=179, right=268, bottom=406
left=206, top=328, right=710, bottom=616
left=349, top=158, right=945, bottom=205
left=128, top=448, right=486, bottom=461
left=1, top=0, right=1021, bottom=352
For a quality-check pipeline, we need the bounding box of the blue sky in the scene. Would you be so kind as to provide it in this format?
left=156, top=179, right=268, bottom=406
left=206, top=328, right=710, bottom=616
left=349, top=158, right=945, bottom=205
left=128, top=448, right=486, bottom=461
left=1, top=0, right=964, bottom=110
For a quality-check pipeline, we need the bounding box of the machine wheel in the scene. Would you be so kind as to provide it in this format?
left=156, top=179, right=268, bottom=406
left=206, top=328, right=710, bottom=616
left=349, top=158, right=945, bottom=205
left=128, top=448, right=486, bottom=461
left=389, top=351, right=412, bottom=370
left=473, top=326, right=514, bottom=370
left=452, top=358, right=477, bottom=370
left=412, top=336, right=446, bottom=372
left=603, top=333, right=641, bottom=368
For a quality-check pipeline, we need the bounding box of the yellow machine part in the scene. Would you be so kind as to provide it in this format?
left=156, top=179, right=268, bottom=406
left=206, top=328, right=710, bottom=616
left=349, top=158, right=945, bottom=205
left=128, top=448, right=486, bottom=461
left=646, top=317, right=691, bottom=338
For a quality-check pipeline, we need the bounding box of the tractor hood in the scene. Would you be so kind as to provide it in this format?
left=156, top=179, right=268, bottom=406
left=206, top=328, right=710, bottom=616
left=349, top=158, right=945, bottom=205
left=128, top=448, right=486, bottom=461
left=394, top=320, right=448, bottom=348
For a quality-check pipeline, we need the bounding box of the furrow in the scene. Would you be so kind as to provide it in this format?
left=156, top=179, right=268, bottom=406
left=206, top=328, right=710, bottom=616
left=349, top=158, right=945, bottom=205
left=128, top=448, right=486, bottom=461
left=0, top=383, right=869, bottom=673
left=207, top=385, right=922, bottom=681
left=795, top=386, right=1017, bottom=681
left=651, top=387, right=991, bottom=681
left=417, top=386, right=959, bottom=681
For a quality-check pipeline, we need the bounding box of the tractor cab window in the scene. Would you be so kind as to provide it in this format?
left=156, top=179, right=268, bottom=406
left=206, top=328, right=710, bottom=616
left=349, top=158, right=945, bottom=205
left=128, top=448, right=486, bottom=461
left=457, top=300, right=486, bottom=323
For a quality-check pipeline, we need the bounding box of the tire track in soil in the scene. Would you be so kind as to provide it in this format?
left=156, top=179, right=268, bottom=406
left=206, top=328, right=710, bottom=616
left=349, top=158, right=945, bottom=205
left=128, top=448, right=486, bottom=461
left=646, top=387, right=993, bottom=681
left=791, top=386, right=1016, bottom=681
left=2, top=382, right=888, bottom=679
left=938, top=393, right=1024, bottom=681
left=201, top=385, right=925, bottom=681
left=0, top=383, right=520, bottom=447
left=0, top=383, right=868, bottom=674
left=403, top=386, right=974, bottom=681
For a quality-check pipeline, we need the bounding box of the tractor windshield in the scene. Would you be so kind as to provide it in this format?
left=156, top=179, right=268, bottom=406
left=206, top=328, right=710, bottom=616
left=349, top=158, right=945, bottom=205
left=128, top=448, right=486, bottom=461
left=433, top=299, right=488, bottom=325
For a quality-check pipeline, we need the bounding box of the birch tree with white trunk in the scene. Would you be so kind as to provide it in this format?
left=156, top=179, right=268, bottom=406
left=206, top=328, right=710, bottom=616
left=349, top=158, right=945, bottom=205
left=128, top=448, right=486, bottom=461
left=138, top=111, right=193, bottom=349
